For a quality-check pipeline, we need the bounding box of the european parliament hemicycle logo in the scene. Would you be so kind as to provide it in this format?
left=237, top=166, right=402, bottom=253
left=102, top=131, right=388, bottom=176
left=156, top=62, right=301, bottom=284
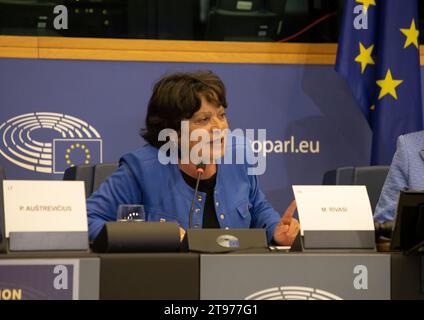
left=0, top=112, right=102, bottom=174
left=245, top=286, right=342, bottom=300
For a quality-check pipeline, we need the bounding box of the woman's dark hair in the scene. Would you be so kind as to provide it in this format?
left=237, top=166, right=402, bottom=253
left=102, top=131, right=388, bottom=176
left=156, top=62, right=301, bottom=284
left=141, top=70, right=228, bottom=148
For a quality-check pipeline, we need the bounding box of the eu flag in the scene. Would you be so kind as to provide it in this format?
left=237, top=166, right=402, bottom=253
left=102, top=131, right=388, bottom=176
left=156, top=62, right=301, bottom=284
left=53, top=139, right=102, bottom=174
left=336, top=0, right=423, bottom=164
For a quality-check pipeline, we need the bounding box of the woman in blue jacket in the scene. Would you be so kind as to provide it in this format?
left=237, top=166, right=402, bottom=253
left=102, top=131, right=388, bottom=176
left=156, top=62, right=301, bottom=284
left=87, top=70, right=299, bottom=245
left=374, top=130, right=424, bottom=223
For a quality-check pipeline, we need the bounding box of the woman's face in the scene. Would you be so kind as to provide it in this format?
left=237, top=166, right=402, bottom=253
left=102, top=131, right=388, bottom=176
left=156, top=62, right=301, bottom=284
left=187, top=95, right=229, bottom=163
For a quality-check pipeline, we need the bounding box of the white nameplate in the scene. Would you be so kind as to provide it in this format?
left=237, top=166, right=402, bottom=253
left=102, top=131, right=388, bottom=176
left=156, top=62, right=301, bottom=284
left=3, top=180, right=88, bottom=238
left=292, top=185, right=375, bottom=235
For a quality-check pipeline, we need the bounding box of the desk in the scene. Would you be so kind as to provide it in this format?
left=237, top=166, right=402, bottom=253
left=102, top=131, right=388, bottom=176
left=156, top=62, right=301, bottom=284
left=0, top=251, right=423, bottom=300
left=99, top=253, right=199, bottom=300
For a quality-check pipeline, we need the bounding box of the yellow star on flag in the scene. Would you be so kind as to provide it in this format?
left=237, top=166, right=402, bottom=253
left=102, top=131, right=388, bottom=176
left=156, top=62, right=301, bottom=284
left=355, top=0, right=376, bottom=12
left=376, top=69, right=403, bottom=100
left=400, top=19, right=419, bottom=49
left=354, top=42, right=375, bottom=74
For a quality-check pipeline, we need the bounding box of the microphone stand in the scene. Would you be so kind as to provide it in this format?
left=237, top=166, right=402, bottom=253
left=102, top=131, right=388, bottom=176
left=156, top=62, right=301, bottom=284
left=188, top=163, right=206, bottom=229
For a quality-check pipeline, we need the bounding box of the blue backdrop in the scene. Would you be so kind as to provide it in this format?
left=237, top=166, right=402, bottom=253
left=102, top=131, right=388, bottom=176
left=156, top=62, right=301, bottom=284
left=0, top=58, right=379, bottom=214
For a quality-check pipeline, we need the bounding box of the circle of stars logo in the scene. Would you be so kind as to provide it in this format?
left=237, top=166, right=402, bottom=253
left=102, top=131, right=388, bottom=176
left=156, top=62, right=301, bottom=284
left=65, top=143, right=91, bottom=167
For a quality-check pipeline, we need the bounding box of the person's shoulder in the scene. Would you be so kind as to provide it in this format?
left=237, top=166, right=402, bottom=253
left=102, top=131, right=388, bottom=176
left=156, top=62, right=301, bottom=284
left=399, top=130, right=424, bottom=148
left=120, top=144, right=160, bottom=166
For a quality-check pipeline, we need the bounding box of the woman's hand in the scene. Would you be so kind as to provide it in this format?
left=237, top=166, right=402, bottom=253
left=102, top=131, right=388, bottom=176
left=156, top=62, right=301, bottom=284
left=273, top=200, right=300, bottom=246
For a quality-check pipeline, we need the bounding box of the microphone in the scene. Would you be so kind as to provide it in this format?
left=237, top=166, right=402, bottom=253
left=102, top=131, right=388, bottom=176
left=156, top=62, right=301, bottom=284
left=188, top=162, right=206, bottom=229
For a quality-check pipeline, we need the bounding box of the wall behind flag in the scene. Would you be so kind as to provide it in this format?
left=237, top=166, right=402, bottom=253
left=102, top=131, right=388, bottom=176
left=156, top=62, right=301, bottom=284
left=0, top=56, right=376, bottom=213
